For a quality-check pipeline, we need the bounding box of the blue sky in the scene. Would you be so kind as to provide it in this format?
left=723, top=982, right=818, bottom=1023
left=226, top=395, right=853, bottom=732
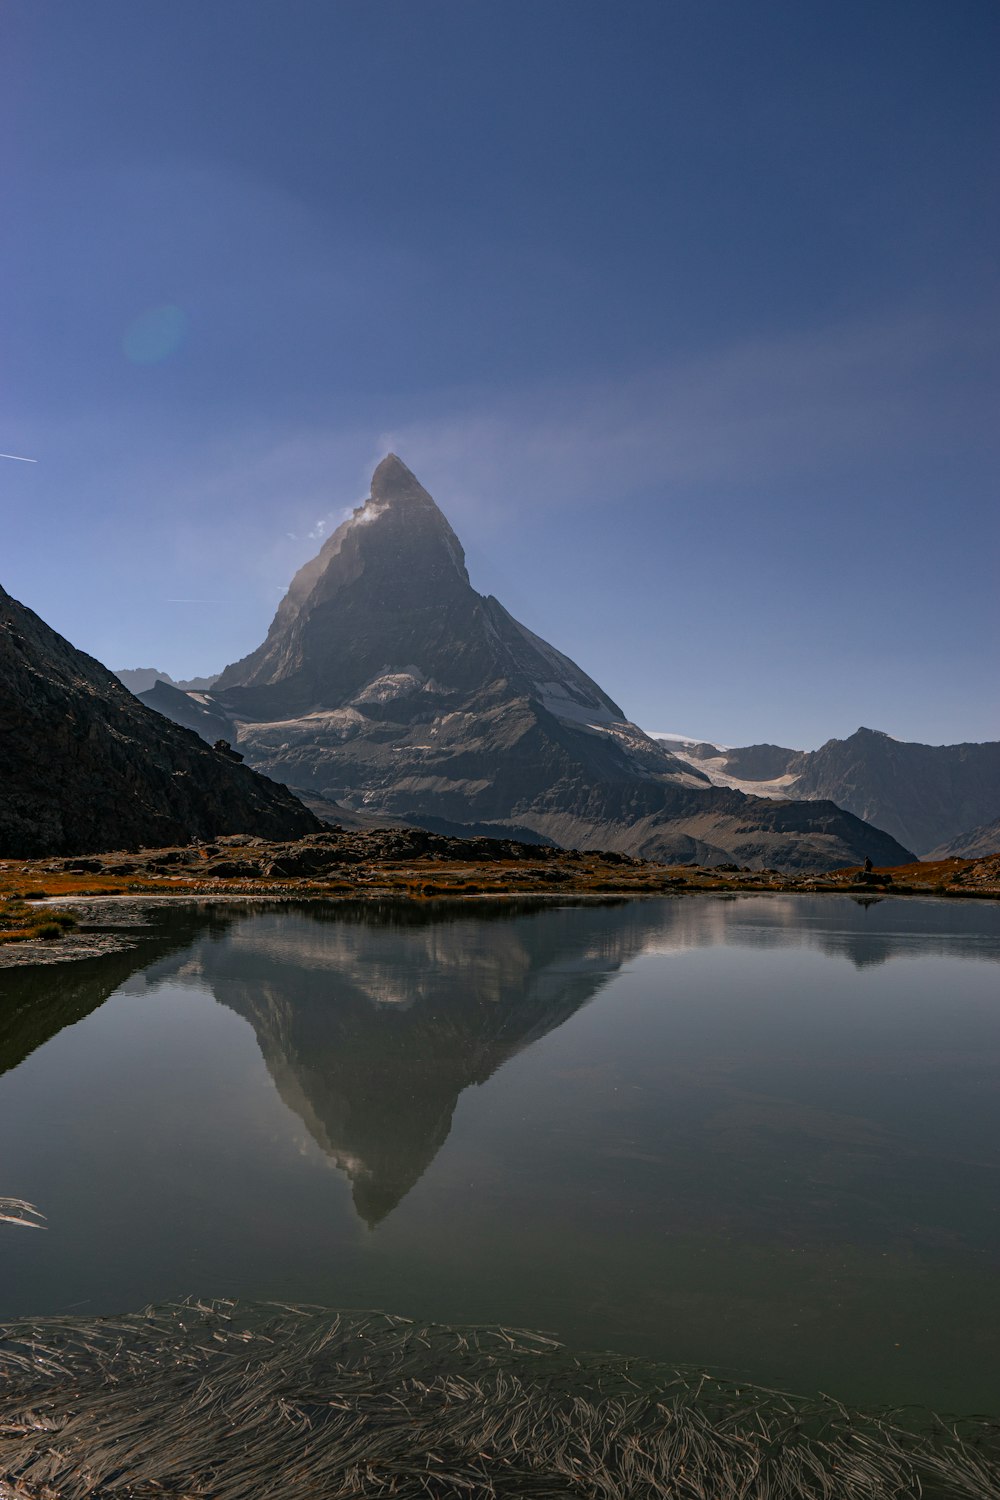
left=2, top=0, right=997, bottom=748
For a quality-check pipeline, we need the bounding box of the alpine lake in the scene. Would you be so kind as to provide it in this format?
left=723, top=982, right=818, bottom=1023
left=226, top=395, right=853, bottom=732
left=2, top=892, right=998, bottom=1416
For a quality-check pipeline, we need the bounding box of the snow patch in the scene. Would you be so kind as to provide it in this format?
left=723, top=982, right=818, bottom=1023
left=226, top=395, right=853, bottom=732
left=650, top=732, right=729, bottom=752
left=350, top=499, right=388, bottom=528
left=667, top=748, right=800, bottom=800
left=536, top=682, right=619, bottom=725
left=351, top=667, right=426, bottom=707
left=576, top=718, right=705, bottom=785
left=237, top=707, right=368, bottom=745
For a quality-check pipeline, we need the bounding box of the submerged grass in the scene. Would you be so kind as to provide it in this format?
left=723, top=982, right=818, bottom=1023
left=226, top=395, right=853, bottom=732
left=0, top=1199, right=45, bottom=1230
left=1, top=1300, right=997, bottom=1498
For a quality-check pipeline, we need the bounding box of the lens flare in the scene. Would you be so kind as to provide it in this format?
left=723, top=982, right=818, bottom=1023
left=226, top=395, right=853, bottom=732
left=122, top=304, right=187, bottom=364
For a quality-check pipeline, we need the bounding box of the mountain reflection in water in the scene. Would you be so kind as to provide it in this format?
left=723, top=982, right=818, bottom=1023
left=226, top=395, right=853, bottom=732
left=4, top=893, right=1000, bottom=1411
left=4, top=894, right=993, bottom=1233
left=0, top=907, right=229, bottom=1077
left=134, top=900, right=666, bottom=1225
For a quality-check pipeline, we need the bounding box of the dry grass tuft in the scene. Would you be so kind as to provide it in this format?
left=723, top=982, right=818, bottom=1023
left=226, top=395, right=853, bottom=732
left=1, top=1300, right=997, bottom=1498
left=0, top=899, right=77, bottom=947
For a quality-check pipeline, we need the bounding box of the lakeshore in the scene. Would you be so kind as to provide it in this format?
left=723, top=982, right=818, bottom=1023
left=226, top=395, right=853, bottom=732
left=2, top=830, right=998, bottom=967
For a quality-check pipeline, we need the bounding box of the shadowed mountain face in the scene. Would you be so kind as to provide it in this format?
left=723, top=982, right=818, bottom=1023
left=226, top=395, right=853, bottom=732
left=0, top=586, right=321, bottom=857
left=144, top=457, right=912, bottom=872
left=786, top=730, right=1000, bottom=856
left=215, top=456, right=623, bottom=722
left=138, top=679, right=236, bottom=745
left=143, top=900, right=671, bottom=1225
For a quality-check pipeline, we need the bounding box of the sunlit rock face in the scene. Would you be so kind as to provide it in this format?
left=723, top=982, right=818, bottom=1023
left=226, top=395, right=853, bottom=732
left=0, top=585, right=321, bottom=858
left=146, top=456, right=913, bottom=872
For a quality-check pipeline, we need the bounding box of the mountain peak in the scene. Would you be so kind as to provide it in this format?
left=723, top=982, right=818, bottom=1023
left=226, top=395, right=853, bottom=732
left=213, top=455, right=475, bottom=704
left=370, top=453, right=428, bottom=504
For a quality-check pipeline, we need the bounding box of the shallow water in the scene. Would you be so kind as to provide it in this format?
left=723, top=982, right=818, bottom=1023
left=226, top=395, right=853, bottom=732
left=1, top=894, right=998, bottom=1411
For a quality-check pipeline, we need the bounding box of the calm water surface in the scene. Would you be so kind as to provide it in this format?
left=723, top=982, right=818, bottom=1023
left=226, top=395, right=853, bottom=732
left=1, top=894, right=998, bottom=1412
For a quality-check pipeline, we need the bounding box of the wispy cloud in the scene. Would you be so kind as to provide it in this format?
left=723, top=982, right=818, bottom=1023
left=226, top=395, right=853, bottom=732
left=286, top=510, right=348, bottom=543
left=368, top=305, right=997, bottom=523
left=15, top=296, right=993, bottom=691
left=74, top=298, right=989, bottom=638
left=112, top=301, right=986, bottom=573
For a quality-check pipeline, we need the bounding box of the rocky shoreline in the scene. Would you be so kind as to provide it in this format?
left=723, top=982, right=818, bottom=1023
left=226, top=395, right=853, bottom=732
left=1, top=828, right=997, bottom=969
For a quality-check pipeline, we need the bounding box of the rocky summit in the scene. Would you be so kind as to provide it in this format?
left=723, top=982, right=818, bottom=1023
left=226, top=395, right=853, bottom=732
left=0, top=584, right=321, bottom=857
left=142, top=456, right=913, bottom=872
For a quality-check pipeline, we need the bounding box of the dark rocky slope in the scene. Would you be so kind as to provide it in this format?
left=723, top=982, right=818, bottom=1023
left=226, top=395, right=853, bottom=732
left=785, top=729, right=1000, bottom=855
left=143, top=456, right=912, bottom=872
left=0, top=584, right=321, bottom=857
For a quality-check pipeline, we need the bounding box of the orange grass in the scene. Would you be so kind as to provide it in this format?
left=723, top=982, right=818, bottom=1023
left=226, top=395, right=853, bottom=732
left=0, top=898, right=78, bottom=945
left=0, top=849, right=995, bottom=916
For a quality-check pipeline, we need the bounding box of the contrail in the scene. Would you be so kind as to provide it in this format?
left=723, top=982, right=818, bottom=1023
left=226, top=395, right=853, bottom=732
left=0, top=452, right=37, bottom=463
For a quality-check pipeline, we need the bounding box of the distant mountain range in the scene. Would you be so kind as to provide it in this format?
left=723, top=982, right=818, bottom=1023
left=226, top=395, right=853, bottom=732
left=132, top=455, right=912, bottom=872
left=657, top=729, right=1000, bottom=857
left=0, top=583, right=320, bottom=857
left=115, top=667, right=219, bottom=694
